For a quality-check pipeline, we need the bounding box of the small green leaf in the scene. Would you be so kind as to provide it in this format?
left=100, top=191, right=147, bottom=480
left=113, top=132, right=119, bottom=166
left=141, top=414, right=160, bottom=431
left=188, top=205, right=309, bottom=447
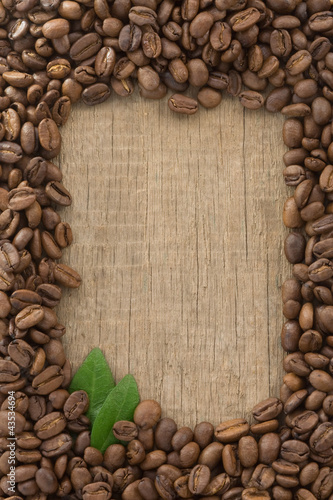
left=90, top=374, right=140, bottom=453
left=69, top=348, right=115, bottom=424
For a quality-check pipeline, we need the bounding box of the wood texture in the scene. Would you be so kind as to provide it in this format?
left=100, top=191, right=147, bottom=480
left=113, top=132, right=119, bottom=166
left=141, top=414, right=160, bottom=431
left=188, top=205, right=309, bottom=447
left=58, top=91, right=290, bottom=427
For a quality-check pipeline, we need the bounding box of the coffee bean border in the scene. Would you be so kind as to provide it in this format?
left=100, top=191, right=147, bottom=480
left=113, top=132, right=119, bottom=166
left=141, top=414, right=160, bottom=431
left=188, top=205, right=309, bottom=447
left=0, top=0, right=333, bottom=498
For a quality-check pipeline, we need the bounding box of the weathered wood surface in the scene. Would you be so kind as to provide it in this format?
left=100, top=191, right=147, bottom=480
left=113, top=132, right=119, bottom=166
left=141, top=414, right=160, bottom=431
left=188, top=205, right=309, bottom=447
left=58, top=91, right=290, bottom=427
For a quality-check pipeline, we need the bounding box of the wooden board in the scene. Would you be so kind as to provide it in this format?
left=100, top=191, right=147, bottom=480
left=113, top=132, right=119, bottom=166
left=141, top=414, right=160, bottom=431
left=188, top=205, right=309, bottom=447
left=57, top=90, right=290, bottom=427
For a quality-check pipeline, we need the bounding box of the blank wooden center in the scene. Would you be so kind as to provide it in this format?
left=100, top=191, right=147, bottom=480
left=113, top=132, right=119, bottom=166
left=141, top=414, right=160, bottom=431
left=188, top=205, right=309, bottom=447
left=58, top=92, right=289, bottom=427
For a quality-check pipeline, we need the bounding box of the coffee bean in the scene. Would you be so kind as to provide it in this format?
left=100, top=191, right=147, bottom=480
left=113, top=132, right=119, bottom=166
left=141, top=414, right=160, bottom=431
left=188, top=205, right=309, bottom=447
left=104, top=444, right=126, bottom=471
left=63, top=390, right=89, bottom=420
left=95, top=47, right=116, bottom=78
left=82, top=83, right=111, bottom=106
left=193, top=422, right=213, bottom=449
left=38, top=118, right=61, bottom=153
left=15, top=304, right=45, bottom=329
left=252, top=398, right=283, bottom=422
left=0, top=141, right=22, bottom=163
left=70, top=33, right=102, bottom=62
left=40, top=432, right=72, bottom=458
left=8, top=339, right=34, bottom=368
left=239, top=90, right=264, bottom=109
left=187, top=464, right=210, bottom=494
left=126, top=439, right=146, bottom=465
left=179, top=441, right=200, bottom=467
left=32, top=365, right=64, bottom=395
left=210, top=21, right=231, bottom=51
left=137, top=66, right=160, bottom=91
left=34, top=411, right=67, bottom=439
left=45, top=181, right=71, bottom=206
left=309, top=11, right=333, bottom=32
left=237, top=435, right=258, bottom=468
left=270, top=29, right=292, bottom=58
left=168, top=93, right=198, bottom=114
left=190, top=12, right=214, bottom=38
left=202, top=473, right=230, bottom=496
left=215, top=418, right=249, bottom=443
left=198, top=87, right=222, bottom=108
left=53, top=262, right=81, bottom=288
left=134, top=400, right=161, bottom=429
left=155, top=418, right=177, bottom=452
left=82, top=481, right=112, bottom=500
left=119, top=24, right=142, bottom=52
left=286, top=50, right=312, bottom=76
left=140, top=449, right=166, bottom=470
left=0, top=359, right=20, bottom=382
left=280, top=440, right=310, bottom=463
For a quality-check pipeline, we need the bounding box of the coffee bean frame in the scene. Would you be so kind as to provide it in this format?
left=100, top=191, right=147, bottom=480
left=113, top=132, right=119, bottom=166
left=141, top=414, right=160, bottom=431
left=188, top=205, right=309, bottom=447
left=0, top=0, right=333, bottom=498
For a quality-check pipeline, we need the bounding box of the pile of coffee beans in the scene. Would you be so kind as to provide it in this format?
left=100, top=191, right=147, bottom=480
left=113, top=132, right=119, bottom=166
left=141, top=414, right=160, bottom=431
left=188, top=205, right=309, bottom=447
left=4, top=395, right=330, bottom=499
left=0, top=0, right=333, bottom=497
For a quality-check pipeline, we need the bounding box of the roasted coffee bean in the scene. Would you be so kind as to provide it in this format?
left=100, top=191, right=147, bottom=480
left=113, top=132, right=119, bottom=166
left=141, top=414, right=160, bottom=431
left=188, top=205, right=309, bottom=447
left=37, top=283, right=62, bottom=307
left=140, top=449, right=166, bottom=470
left=82, top=83, right=111, bottom=105
left=309, top=422, right=333, bottom=453
left=32, top=365, right=64, bottom=395
left=0, top=359, right=20, bottom=382
left=63, top=390, right=89, bottom=420
left=43, top=338, right=66, bottom=366
left=53, top=262, right=81, bottom=288
left=132, top=427, right=149, bottom=451
left=44, top=181, right=71, bottom=206
left=0, top=241, right=20, bottom=271
left=155, top=418, right=177, bottom=452
left=239, top=90, right=264, bottom=110
left=203, top=473, right=230, bottom=496
left=127, top=439, right=146, bottom=465
left=134, top=400, right=162, bottom=429
left=179, top=441, right=200, bottom=467
left=113, top=466, right=137, bottom=493
left=15, top=304, right=44, bottom=329
left=284, top=233, right=305, bottom=263
left=193, top=422, right=214, bottom=449
left=49, top=389, right=69, bottom=410
left=82, top=481, right=112, bottom=500
left=8, top=339, right=34, bottom=368
left=137, top=66, right=160, bottom=91
left=280, top=440, right=310, bottom=463
left=40, top=432, right=72, bottom=458
left=34, top=411, right=67, bottom=439
left=70, top=33, right=102, bottom=62
left=188, top=464, right=210, bottom=494
left=104, top=444, right=126, bottom=471
left=95, top=46, right=116, bottom=78
left=168, top=93, right=198, bottom=114
left=215, top=419, right=249, bottom=443
left=252, top=398, right=283, bottom=421
left=258, top=433, right=281, bottom=464
left=171, top=427, right=193, bottom=451
left=0, top=141, right=23, bottom=163
left=83, top=447, right=103, bottom=466
left=52, top=96, right=71, bottom=126
left=222, top=443, right=241, bottom=477
left=38, top=118, right=61, bottom=154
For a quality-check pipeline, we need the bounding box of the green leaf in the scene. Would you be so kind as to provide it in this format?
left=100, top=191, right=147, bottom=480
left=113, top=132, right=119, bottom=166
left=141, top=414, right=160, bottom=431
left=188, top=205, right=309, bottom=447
left=90, top=374, right=140, bottom=453
left=69, top=348, right=115, bottom=424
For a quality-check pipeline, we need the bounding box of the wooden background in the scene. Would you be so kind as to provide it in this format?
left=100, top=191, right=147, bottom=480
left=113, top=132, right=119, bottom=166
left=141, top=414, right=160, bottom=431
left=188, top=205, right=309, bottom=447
left=58, top=90, right=290, bottom=427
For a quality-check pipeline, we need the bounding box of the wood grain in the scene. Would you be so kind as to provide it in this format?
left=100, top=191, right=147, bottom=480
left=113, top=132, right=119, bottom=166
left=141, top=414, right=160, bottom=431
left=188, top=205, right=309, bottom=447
left=58, top=90, right=290, bottom=427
